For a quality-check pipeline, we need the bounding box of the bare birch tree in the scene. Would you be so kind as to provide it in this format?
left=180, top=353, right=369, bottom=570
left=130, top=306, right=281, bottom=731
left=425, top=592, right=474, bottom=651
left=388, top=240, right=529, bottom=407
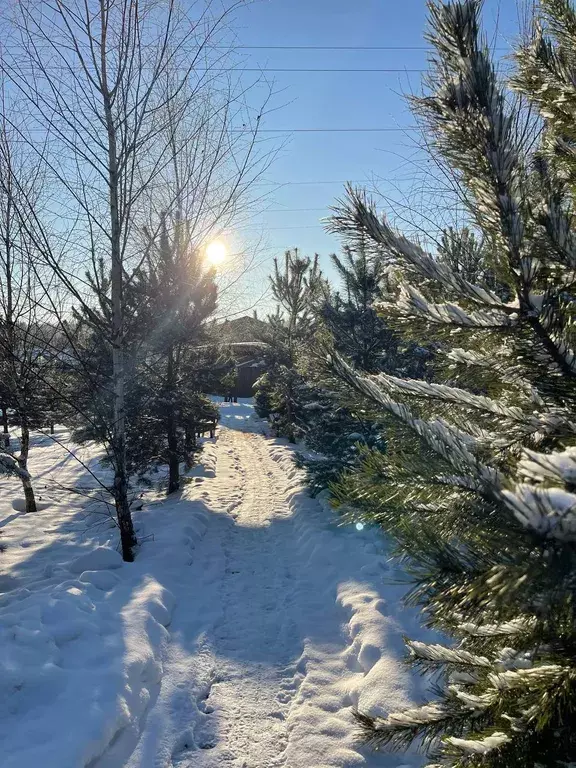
left=0, top=109, right=61, bottom=512
left=0, top=0, right=273, bottom=558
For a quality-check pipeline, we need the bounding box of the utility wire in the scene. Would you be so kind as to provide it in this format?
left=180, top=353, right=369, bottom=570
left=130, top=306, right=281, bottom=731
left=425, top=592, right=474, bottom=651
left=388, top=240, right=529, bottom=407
left=220, top=45, right=430, bottom=50
left=215, top=45, right=510, bottom=51
left=237, top=224, right=324, bottom=231
left=199, top=67, right=425, bottom=72
left=264, top=207, right=328, bottom=212
left=258, top=179, right=371, bottom=186
left=231, top=127, right=416, bottom=133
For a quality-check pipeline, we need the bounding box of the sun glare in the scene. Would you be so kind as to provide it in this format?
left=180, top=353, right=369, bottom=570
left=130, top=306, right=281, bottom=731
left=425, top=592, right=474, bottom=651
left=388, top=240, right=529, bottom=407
left=205, top=240, right=227, bottom=266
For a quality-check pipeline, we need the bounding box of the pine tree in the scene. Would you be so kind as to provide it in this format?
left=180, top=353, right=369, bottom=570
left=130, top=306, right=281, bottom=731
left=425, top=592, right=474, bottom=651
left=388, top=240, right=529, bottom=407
left=254, top=249, right=323, bottom=441
left=286, top=241, right=431, bottom=493
left=71, top=214, right=220, bottom=492
left=325, top=1, right=576, bottom=765
left=320, top=244, right=397, bottom=373
left=126, top=213, right=219, bottom=492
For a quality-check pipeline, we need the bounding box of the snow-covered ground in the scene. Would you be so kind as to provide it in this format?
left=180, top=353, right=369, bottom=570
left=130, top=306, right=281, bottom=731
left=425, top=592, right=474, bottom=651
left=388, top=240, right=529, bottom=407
left=0, top=401, right=430, bottom=768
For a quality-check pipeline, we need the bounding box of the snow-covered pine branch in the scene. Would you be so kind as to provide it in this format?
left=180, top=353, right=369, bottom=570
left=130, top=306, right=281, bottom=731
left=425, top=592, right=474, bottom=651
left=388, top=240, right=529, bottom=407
left=445, top=347, right=545, bottom=406
left=457, top=617, right=536, bottom=638
left=502, top=484, right=576, bottom=541
left=446, top=732, right=511, bottom=756
left=376, top=283, right=515, bottom=329
left=328, top=351, right=501, bottom=488
left=328, top=187, right=507, bottom=308
left=407, top=640, right=492, bottom=668
left=369, top=368, right=576, bottom=437
left=517, top=445, right=576, bottom=484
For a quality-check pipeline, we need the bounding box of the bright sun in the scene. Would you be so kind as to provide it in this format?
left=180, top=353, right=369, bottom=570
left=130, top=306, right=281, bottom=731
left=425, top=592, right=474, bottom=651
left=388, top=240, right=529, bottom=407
left=205, top=240, right=227, bottom=266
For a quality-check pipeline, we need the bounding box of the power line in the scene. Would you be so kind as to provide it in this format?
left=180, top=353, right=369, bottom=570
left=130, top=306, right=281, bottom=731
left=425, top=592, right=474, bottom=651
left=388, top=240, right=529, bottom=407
left=267, top=225, right=324, bottom=230
left=201, top=67, right=425, bottom=72
left=222, top=45, right=429, bottom=50
left=216, top=44, right=510, bottom=51
left=258, top=179, right=369, bottom=185
left=238, top=224, right=324, bottom=231
left=264, top=207, right=328, bottom=212
left=233, top=127, right=416, bottom=133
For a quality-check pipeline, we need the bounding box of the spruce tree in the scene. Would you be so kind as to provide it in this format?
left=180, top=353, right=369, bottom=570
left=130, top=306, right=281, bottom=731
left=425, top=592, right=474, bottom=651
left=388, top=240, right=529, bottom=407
left=325, top=1, right=576, bottom=765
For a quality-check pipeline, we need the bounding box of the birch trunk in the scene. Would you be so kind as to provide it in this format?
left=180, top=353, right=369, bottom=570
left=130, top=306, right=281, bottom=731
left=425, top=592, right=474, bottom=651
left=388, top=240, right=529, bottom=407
left=101, top=4, right=136, bottom=561
left=18, top=418, right=37, bottom=513
left=1, top=406, right=9, bottom=447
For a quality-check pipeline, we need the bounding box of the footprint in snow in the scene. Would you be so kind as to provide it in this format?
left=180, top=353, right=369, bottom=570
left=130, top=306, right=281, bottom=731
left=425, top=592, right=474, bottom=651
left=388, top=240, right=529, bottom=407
left=198, top=739, right=216, bottom=750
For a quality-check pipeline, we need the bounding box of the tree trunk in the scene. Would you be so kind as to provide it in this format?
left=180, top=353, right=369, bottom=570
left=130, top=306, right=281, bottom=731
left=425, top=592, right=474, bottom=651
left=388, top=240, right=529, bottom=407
left=18, top=419, right=37, bottom=513
left=167, top=425, right=180, bottom=494
left=286, top=380, right=296, bottom=443
left=101, top=14, right=136, bottom=562
left=50, top=420, right=55, bottom=435
left=1, top=406, right=9, bottom=447
left=111, top=268, right=136, bottom=559
left=166, top=346, right=180, bottom=494
left=111, top=341, right=135, bottom=561
left=184, top=425, right=196, bottom=469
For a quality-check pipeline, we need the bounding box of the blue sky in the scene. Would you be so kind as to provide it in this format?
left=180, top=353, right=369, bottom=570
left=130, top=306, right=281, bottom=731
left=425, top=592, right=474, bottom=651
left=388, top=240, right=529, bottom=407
left=222, top=0, right=523, bottom=311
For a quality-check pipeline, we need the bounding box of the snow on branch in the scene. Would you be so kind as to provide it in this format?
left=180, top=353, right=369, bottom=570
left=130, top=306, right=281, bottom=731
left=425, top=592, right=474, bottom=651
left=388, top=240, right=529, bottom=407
left=370, top=369, right=575, bottom=436
left=502, top=484, right=576, bottom=541
left=458, top=617, right=535, bottom=638
left=487, top=664, right=566, bottom=692
left=517, top=446, right=576, bottom=485
left=377, top=284, right=515, bottom=329
left=373, top=702, right=449, bottom=730
left=446, top=348, right=545, bottom=406
left=446, top=732, right=511, bottom=755
left=328, top=187, right=507, bottom=308
left=448, top=687, right=494, bottom=713
left=0, top=452, right=30, bottom=479
left=407, top=640, right=492, bottom=668
left=541, top=190, right=576, bottom=270
left=328, top=352, right=500, bottom=487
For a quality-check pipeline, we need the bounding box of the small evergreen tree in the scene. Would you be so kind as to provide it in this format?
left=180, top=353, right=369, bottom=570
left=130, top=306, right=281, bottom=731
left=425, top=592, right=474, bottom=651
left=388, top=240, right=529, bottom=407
left=293, top=243, right=431, bottom=492
left=131, top=213, right=218, bottom=492
left=72, top=214, right=220, bottom=492
left=320, top=244, right=398, bottom=373
left=254, top=249, right=322, bottom=441
left=325, top=1, right=576, bottom=765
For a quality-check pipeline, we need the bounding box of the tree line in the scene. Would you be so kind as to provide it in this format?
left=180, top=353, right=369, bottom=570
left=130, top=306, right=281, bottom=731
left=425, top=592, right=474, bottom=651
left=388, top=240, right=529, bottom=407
left=256, top=0, right=576, bottom=764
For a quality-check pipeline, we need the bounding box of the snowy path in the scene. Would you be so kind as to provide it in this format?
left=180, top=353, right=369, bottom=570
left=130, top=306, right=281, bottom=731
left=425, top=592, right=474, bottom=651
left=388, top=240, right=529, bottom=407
left=0, top=402, right=429, bottom=768
left=189, top=428, right=299, bottom=765
left=123, top=405, right=427, bottom=768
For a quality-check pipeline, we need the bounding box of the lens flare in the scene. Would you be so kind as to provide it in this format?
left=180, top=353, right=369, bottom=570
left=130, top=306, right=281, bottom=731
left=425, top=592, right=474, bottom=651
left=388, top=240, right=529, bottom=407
left=205, top=240, right=227, bottom=266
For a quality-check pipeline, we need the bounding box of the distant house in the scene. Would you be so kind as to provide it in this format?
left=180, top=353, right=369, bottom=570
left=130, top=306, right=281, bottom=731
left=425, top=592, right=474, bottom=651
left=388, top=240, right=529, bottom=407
left=210, top=316, right=269, bottom=398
